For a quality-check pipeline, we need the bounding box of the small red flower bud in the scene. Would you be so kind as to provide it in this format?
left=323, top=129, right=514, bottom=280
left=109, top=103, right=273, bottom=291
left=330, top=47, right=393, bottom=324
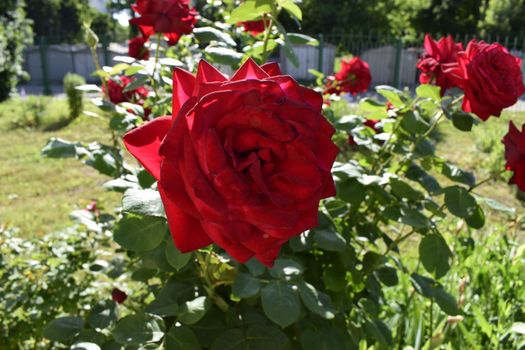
left=111, top=288, right=127, bottom=304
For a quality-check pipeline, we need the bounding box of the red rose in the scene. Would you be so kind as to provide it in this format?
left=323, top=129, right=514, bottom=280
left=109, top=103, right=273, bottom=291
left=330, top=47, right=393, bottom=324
left=123, top=59, right=339, bottom=266
left=348, top=119, right=381, bottom=146
left=111, top=288, right=127, bottom=304
left=129, top=0, right=197, bottom=43
left=128, top=36, right=150, bottom=60
left=454, top=40, right=525, bottom=121
left=503, top=121, right=525, bottom=191
left=104, top=76, right=149, bottom=104
left=325, top=57, right=371, bottom=95
left=417, top=34, right=464, bottom=94
left=239, top=19, right=268, bottom=36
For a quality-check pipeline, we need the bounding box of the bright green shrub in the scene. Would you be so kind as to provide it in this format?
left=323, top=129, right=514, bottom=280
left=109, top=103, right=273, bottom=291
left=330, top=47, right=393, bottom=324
left=63, top=73, right=86, bottom=120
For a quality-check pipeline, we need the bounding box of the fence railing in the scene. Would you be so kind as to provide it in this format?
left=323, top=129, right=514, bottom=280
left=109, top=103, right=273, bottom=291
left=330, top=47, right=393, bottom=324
left=22, top=33, right=525, bottom=94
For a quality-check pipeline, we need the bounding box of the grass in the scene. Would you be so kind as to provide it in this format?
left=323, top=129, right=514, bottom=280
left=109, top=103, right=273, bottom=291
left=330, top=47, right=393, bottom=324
left=1, top=94, right=524, bottom=238
left=0, top=99, right=122, bottom=237
left=436, top=111, right=525, bottom=210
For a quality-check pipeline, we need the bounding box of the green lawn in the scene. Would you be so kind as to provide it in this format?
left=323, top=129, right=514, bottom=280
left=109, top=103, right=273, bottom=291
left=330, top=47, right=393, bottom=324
left=437, top=111, right=525, bottom=210
left=1, top=95, right=524, bottom=238
left=0, top=108, right=122, bottom=237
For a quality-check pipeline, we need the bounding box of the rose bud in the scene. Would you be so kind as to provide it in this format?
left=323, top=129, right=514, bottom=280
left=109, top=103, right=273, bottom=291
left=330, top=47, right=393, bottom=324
left=111, top=288, right=127, bottom=304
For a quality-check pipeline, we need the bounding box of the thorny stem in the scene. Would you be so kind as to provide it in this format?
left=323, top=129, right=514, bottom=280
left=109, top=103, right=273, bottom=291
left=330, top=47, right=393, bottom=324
left=150, top=32, right=162, bottom=103
left=195, top=251, right=230, bottom=312
left=261, top=14, right=274, bottom=63
left=86, top=36, right=122, bottom=178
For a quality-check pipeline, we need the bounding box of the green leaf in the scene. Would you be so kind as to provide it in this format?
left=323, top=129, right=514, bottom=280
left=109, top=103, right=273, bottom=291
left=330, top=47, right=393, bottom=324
left=481, top=197, right=516, bottom=215
left=245, top=258, right=266, bottom=276
left=300, top=328, right=347, bottom=350
left=261, top=281, right=301, bottom=328
left=406, top=165, right=441, bottom=194
left=473, top=306, right=493, bottom=337
left=278, top=0, right=302, bottom=20
left=145, top=281, right=193, bottom=316
left=122, top=75, right=148, bottom=93
left=125, top=65, right=146, bottom=76
left=211, top=329, right=247, bottom=350
left=232, top=273, right=261, bottom=298
left=42, top=138, right=82, bottom=158
left=71, top=343, right=101, bottom=350
left=43, top=317, right=84, bottom=342
left=433, top=287, right=459, bottom=315
left=390, top=178, right=423, bottom=200
left=227, top=0, right=273, bottom=23
left=192, top=308, right=228, bottom=347
left=451, top=111, right=474, bottom=132
left=375, top=266, right=398, bottom=286
left=269, top=258, right=304, bottom=279
left=297, top=281, right=336, bottom=319
left=400, top=207, right=429, bottom=229
left=419, top=234, right=452, bottom=279
left=275, top=21, right=300, bottom=68
left=75, top=84, right=101, bottom=92
left=444, top=186, right=478, bottom=219
left=178, top=296, right=212, bottom=325
left=113, top=313, right=164, bottom=346
left=246, top=324, right=289, bottom=350
left=194, top=27, right=236, bottom=46
left=204, top=46, right=243, bottom=66
left=441, top=163, right=476, bottom=187
left=165, top=325, right=202, bottom=350
left=363, top=319, right=393, bottom=347
left=323, top=264, right=347, bottom=292
left=376, top=85, right=405, bottom=107
left=410, top=273, right=435, bottom=298
left=122, top=189, right=165, bottom=217
left=416, top=84, right=441, bottom=101
left=287, top=33, right=318, bottom=46
left=313, top=228, right=347, bottom=252
left=465, top=205, right=485, bottom=229
left=87, top=301, right=118, bottom=329
left=401, top=111, right=429, bottom=134
left=91, top=97, right=116, bottom=112
left=165, top=240, right=192, bottom=271
left=113, top=215, right=166, bottom=252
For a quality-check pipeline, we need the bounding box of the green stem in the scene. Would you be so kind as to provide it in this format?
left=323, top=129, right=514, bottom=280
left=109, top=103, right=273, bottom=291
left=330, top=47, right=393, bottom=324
left=469, top=169, right=507, bottom=192
left=111, top=129, right=122, bottom=178
left=150, top=32, right=162, bottom=102
left=429, top=297, right=434, bottom=341
left=195, top=251, right=230, bottom=312
left=261, top=14, right=274, bottom=63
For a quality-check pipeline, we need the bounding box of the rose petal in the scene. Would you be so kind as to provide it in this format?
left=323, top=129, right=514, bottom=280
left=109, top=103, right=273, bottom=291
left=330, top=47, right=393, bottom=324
left=123, top=116, right=172, bottom=180
left=173, top=68, right=196, bottom=113
left=231, top=58, right=270, bottom=81
left=158, top=185, right=212, bottom=251
left=261, top=62, right=283, bottom=77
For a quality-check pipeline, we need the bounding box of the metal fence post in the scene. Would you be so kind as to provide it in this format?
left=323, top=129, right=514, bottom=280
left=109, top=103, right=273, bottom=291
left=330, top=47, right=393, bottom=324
left=39, top=37, right=51, bottom=95
left=318, top=34, right=324, bottom=73
left=102, top=36, right=110, bottom=66
left=393, top=37, right=403, bottom=88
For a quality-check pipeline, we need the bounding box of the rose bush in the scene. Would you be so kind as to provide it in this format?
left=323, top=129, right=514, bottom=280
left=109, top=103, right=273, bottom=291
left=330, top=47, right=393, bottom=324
left=33, top=0, right=525, bottom=348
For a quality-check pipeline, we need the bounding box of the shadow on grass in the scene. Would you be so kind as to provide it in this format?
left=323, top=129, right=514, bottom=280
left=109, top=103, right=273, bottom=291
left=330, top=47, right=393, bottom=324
left=43, top=116, right=77, bottom=131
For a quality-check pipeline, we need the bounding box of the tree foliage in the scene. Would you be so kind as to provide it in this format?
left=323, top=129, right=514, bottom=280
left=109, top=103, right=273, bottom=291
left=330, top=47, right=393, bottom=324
left=0, top=0, right=32, bottom=102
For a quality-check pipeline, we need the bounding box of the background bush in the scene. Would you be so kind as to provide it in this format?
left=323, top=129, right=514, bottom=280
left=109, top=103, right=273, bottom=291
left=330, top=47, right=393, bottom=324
left=63, top=73, right=85, bottom=120
left=0, top=0, right=32, bottom=102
